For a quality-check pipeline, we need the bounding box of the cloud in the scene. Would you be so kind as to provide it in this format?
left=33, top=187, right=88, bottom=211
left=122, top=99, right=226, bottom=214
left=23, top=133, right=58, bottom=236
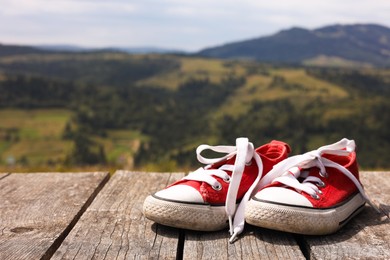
left=0, top=0, right=137, bottom=16
left=1, top=0, right=390, bottom=51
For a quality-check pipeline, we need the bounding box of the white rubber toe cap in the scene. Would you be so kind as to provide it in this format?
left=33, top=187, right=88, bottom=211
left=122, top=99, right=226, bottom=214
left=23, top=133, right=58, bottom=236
left=154, top=185, right=204, bottom=203
left=254, top=187, right=313, bottom=207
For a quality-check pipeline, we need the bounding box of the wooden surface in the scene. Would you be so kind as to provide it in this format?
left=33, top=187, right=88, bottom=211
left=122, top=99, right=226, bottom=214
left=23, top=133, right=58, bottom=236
left=0, top=172, right=109, bottom=260
left=52, top=171, right=185, bottom=260
left=0, top=171, right=388, bottom=259
left=183, top=226, right=305, bottom=259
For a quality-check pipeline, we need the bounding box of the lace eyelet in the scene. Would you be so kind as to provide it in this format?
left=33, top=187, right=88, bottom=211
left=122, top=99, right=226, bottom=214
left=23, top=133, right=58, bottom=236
left=316, top=180, right=326, bottom=188
left=311, top=194, right=320, bottom=200
left=212, top=183, right=222, bottom=191
left=319, top=171, right=328, bottom=178
left=223, top=176, right=231, bottom=183
left=317, top=190, right=323, bottom=195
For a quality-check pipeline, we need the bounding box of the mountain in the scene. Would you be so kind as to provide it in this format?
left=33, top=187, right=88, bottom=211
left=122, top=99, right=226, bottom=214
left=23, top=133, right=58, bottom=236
left=35, top=44, right=90, bottom=52
left=198, top=24, right=390, bottom=67
left=0, top=43, right=48, bottom=57
left=0, top=43, right=184, bottom=57
left=112, top=47, right=184, bottom=54
left=35, top=45, right=183, bottom=54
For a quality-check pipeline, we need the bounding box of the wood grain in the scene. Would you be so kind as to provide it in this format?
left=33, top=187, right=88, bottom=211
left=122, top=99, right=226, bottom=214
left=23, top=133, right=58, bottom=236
left=52, top=171, right=185, bottom=260
left=0, top=172, right=109, bottom=260
left=304, top=171, right=390, bottom=259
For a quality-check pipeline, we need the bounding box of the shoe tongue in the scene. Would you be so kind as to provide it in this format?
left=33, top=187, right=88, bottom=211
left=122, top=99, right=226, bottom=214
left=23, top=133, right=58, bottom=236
left=208, top=155, right=237, bottom=170
left=181, top=179, right=203, bottom=191
left=168, top=156, right=236, bottom=190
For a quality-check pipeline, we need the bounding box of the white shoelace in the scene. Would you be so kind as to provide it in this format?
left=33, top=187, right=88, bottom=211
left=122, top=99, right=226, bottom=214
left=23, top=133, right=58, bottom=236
left=258, top=138, right=380, bottom=212
left=183, top=137, right=264, bottom=243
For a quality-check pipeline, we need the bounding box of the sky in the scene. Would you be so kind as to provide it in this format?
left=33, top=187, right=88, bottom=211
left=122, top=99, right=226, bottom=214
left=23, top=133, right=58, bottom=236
left=1, top=0, right=390, bottom=52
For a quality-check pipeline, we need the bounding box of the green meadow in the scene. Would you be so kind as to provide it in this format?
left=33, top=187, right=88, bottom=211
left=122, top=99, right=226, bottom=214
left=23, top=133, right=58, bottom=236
left=0, top=52, right=389, bottom=171
left=0, top=109, right=72, bottom=167
left=0, top=109, right=145, bottom=171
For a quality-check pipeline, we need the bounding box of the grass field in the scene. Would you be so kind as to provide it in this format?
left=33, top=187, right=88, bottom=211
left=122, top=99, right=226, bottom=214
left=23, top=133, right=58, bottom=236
left=136, top=57, right=247, bottom=90
left=0, top=109, right=73, bottom=168
left=0, top=109, right=145, bottom=171
left=214, top=68, right=349, bottom=119
left=94, top=129, right=147, bottom=168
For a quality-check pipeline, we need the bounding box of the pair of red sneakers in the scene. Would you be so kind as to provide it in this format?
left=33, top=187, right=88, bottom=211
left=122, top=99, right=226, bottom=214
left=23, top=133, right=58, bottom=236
left=143, top=138, right=377, bottom=243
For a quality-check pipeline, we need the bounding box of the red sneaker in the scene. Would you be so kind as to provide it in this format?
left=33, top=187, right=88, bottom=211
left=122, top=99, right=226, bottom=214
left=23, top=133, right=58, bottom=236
left=245, top=138, right=379, bottom=235
left=143, top=138, right=290, bottom=242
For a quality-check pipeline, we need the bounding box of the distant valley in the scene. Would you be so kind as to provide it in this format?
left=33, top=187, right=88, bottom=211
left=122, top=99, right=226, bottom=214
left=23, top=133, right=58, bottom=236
left=0, top=24, right=389, bottom=171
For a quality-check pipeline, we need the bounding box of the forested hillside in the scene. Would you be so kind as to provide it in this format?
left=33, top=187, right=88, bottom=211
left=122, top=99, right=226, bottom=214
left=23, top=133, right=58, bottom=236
left=0, top=50, right=389, bottom=170
left=198, top=24, right=390, bottom=67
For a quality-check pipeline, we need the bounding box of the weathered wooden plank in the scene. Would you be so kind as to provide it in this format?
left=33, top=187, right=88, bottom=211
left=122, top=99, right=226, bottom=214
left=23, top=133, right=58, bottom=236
left=304, top=171, right=390, bottom=259
left=0, top=172, right=109, bottom=260
left=53, top=171, right=185, bottom=260
left=183, top=223, right=305, bottom=259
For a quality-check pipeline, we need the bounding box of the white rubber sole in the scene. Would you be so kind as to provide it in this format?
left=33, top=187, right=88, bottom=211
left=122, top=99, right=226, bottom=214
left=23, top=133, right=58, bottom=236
left=245, top=193, right=366, bottom=235
left=143, top=195, right=228, bottom=231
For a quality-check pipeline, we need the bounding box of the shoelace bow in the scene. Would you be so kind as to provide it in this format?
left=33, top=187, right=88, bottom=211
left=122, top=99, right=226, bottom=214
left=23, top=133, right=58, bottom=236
left=183, top=137, right=264, bottom=243
left=258, top=138, right=380, bottom=212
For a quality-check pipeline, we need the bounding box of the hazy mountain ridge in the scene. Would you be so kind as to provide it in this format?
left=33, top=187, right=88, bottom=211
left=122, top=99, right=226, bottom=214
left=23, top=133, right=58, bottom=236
left=0, top=43, right=182, bottom=57
left=2, top=23, right=390, bottom=66
left=198, top=24, right=390, bottom=67
left=35, top=45, right=182, bottom=54
left=0, top=43, right=48, bottom=57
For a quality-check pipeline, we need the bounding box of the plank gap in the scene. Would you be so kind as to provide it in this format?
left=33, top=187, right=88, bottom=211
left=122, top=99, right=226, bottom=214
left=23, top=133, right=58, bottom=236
left=176, top=229, right=185, bottom=260
left=40, top=172, right=110, bottom=260
left=378, top=203, right=389, bottom=219
left=0, top=173, right=10, bottom=181
left=294, top=234, right=310, bottom=260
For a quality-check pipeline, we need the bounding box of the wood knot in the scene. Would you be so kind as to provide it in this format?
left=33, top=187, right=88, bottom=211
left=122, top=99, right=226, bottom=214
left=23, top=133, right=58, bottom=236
left=10, top=227, right=34, bottom=233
